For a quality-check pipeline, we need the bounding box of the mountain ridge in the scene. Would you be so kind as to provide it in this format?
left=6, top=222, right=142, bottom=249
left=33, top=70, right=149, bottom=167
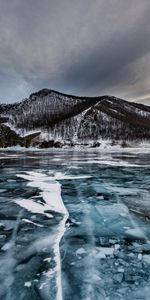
left=0, top=89, right=150, bottom=148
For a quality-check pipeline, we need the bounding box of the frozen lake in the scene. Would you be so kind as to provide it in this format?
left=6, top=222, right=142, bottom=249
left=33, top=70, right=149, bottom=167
left=0, top=148, right=150, bottom=300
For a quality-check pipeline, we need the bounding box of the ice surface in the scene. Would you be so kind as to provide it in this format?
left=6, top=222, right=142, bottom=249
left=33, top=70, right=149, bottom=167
left=125, top=227, right=147, bottom=240
left=0, top=149, right=150, bottom=300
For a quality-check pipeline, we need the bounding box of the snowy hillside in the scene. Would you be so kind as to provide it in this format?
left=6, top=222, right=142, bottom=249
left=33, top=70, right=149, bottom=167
left=0, top=89, right=150, bottom=147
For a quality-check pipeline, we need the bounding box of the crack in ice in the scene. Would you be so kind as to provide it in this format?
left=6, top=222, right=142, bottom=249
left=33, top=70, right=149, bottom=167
left=15, top=171, right=90, bottom=300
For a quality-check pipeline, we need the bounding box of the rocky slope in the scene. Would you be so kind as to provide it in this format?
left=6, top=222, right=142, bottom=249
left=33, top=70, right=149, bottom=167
left=0, top=89, right=150, bottom=147
left=0, top=124, right=41, bottom=148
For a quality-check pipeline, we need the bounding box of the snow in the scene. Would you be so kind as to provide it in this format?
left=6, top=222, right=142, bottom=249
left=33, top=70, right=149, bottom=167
left=16, top=171, right=67, bottom=215
left=53, top=213, right=68, bottom=300
left=24, top=282, right=32, bottom=288
left=15, top=198, right=53, bottom=218
left=15, top=171, right=91, bottom=215
left=15, top=171, right=69, bottom=300
left=22, top=218, right=44, bottom=227
left=0, top=139, right=150, bottom=153
left=76, top=248, right=87, bottom=255
left=48, top=171, right=91, bottom=180
left=15, top=170, right=92, bottom=300
left=43, top=257, right=51, bottom=263
left=1, top=90, right=150, bottom=151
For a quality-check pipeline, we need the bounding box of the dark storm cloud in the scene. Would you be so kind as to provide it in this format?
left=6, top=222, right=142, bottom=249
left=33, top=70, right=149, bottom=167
left=0, top=0, right=150, bottom=103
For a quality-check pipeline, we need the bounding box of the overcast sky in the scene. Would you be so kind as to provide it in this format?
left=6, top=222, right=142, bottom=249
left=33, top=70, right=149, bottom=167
left=0, top=0, right=150, bottom=104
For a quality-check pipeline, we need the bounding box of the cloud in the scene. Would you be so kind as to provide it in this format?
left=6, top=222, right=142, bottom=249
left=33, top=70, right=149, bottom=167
left=0, top=0, right=149, bottom=103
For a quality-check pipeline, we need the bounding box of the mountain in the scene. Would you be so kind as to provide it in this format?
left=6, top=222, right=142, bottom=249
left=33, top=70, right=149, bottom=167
left=0, top=89, right=150, bottom=148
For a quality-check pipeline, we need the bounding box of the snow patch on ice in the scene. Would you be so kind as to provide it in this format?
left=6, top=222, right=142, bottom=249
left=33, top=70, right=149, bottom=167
left=15, top=170, right=69, bottom=300
left=76, top=248, right=87, bottom=255
left=15, top=171, right=91, bottom=216
left=22, top=218, right=44, bottom=227
left=16, top=171, right=67, bottom=215
left=15, top=198, right=53, bottom=218
left=24, top=281, right=32, bottom=288
left=15, top=170, right=88, bottom=300
left=43, top=257, right=51, bottom=263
